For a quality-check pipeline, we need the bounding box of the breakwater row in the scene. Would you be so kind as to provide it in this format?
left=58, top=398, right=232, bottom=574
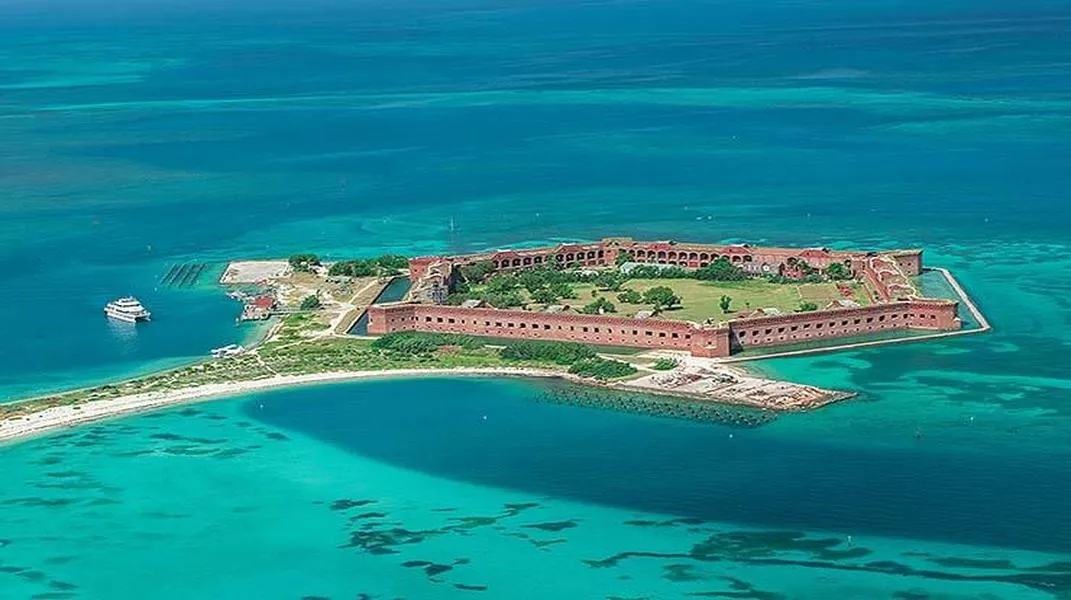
left=534, top=384, right=778, bottom=428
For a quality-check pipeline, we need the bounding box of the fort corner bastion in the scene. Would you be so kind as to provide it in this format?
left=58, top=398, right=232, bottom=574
left=367, top=237, right=961, bottom=358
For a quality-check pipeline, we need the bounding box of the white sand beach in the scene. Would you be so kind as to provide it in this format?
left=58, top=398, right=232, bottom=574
left=0, top=368, right=565, bottom=445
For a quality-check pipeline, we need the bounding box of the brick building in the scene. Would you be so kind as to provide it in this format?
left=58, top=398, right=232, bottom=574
left=370, top=237, right=960, bottom=358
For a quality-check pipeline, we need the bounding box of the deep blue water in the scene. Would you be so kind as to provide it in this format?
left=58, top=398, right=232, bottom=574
left=250, top=378, right=1071, bottom=553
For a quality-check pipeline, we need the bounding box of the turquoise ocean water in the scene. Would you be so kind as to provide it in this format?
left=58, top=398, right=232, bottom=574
left=2, top=0, right=1071, bottom=597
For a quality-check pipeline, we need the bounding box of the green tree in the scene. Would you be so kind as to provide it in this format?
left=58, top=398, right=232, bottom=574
left=594, top=271, right=624, bottom=291
left=551, top=282, right=577, bottom=299
left=483, top=291, right=525, bottom=308
left=825, top=262, right=852, bottom=280
left=615, top=251, right=634, bottom=266
left=719, top=295, right=732, bottom=313
left=458, top=261, right=496, bottom=283
left=695, top=257, right=745, bottom=281
left=485, top=274, right=520, bottom=293
left=530, top=288, right=558, bottom=304
left=375, top=255, right=409, bottom=270
left=299, top=295, right=322, bottom=311
left=617, top=289, right=642, bottom=304
left=643, top=286, right=680, bottom=309
left=581, top=297, right=616, bottom=315
left=289, top=254, right=321, bottom=273
left=799, top=301, right=819, bottom=312
left=328, top=259, right=375, bottom=277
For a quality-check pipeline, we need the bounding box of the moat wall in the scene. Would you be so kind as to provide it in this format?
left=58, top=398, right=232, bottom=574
left=367, top=299, right=959, bottom=358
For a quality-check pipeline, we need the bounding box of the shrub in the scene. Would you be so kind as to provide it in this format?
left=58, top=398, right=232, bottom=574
left=799, top=301, right=819, bottom=312
left=617, top=289, right=643, bottom=304
left=568, top=358, right=638, bottom=380
left=499, top=341, right=596, bottom=365
left=289, top=254, right=321, bottom=272
left=299, top=295, right=322, bottom=310
left=652, top=358, right=679, bottom=371
left=483, top=291, right=525, bottom=308
left=375, top=255, right=409, bottom=270
left=371, top=332, right=484, bottom=354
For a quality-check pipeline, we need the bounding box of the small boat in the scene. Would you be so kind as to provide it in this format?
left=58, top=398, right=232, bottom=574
left=211, top=344, right=245, bottom=358
left=105, top=297, right=151, bottom=323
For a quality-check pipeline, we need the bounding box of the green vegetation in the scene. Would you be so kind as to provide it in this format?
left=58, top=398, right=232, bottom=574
left=6, top=332, right=645, bottom=421
left=625, top=264, right=692, bottom=279
left=652, top=358, right=679, bottom=371
left=457, top=270, right=866, bottom=324
left=550, top=282, right=577, bottom=299
left=289, top=254, right=321, bottom=272
left=499, top=340, right=596, bottom=365
left=568, top=358, right=637, bottom=380
left=371, top=331, right=486, bottom=353
left=798, top=301, right=819, bottom=312
left=593, top=271, right=625, bottom=291
left=299, top=295, right=322, bottom=311
left=582, top=297, right=616, bottom=314
left=642, top=286, right=681, bottom=309
left=458, top=261, right=496, bottom=284
left=571, top=278, right=868, bottom=323
left=530, top=289, right=558, bottom=304
left=825, top=262, right=852, bottom=280
left=719, top=295, right=732, bottom=313
left=328, top=255, right=408, bottom=277
left=695, top=257, right=747, bottom=281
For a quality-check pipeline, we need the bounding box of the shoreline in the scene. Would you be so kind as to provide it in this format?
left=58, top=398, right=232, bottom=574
left=0, top=367, right=571, bottom=446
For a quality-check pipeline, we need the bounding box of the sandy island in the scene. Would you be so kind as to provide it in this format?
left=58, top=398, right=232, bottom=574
left=0, top=368, right=566, bottom=445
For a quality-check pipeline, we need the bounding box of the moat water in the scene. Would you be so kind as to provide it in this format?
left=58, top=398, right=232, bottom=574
left=2, top=0, right=1071, bottom=598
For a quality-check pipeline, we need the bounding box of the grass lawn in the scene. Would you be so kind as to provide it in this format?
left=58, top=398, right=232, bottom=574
left=573, top=278, right=869, bottom=323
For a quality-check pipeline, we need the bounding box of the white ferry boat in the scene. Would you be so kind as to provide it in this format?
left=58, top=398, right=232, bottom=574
left=104, top=297, right=151, bottom=323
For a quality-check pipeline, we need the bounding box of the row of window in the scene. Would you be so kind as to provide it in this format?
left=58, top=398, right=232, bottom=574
left=734, top=311, right=939, bottom=341
left=421, top=315, right=692, bottom=339
left=492, top=250, right=605, bottom=268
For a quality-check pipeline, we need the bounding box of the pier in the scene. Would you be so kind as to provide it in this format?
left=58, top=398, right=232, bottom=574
left=160, top=263, right=208, bottom=288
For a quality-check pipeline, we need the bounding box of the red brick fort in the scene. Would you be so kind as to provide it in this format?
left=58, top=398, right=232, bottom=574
left=368, top=237, right=960, bottom=358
